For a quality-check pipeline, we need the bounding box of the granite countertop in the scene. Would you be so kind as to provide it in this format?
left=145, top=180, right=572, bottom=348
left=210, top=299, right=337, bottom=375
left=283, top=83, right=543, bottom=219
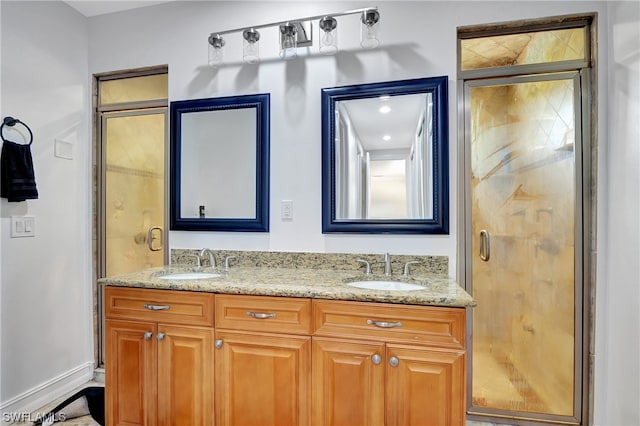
left=99, top=265, right=476, bottom=308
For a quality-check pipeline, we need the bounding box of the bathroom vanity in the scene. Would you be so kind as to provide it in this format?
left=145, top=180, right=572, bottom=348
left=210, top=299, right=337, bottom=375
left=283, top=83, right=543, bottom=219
left=100, top=253, right=474, bottom=426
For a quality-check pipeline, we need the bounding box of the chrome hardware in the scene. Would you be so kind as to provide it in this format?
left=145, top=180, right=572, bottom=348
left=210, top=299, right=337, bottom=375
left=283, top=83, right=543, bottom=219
left=367, top=319, right=402, bottom=328
left=144, top=304, right=170, bottom=311
left=157, top=332, right=165, bottom=341
left=199, top=248, right=216, bottom=268
left=215, top=340, right=223, bottom=349
left=403, top=261, right=420, bottom=276
left=371, top=354, right=381, bottom=365
left=383, top=252, right=392, bottom=276
left=479, top=230, right=491, bottom=261
left=144, top=332, right=153, bottom=340
left=246, top=311, right=277, bottom=319
left=389, top=356, right=399, bottom=367
left=147, top=226, right=163, bottom=251
left=356, top=259, right=372, bottom=275
left=224, top=256, right=236, bottom=270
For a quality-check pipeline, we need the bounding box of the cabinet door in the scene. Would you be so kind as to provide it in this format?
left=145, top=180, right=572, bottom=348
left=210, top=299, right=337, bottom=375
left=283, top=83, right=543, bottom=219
left=157, top=324, right=214, bottom=426
left=386, top=345, right=465, bottom=426
left=215, top=330, right=311, bottom=426
left=312, top=338, right=385, bottom=426
left=105, top=319, right=157, bottom=426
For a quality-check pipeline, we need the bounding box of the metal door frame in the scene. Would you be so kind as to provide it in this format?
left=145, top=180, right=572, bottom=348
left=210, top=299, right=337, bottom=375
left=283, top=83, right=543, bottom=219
left=93, top=67, right=169, bottom=368
left=457, top=14, right=595, bottom=426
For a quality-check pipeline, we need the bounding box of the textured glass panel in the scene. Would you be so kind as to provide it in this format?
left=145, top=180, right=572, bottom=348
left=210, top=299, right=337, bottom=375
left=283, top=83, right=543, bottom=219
left=105, top=112, right=165, bottom=276
left=100, top=74, right=168, bottom=105
left=470, top=78, right=576, bottom=416
left=461, top=28, right=585, bottom=70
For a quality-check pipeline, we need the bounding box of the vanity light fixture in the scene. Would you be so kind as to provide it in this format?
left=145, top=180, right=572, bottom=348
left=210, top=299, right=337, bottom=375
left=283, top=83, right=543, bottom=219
left=319, top=16, right=338, bottom=55
left=360, top=8, right=380, bottom=49
left=279, top=22, right=298, bottom=60
left=242, top=28, right=260, bottom=64
left=207, top=33, right=225, bottom=68
left=207, top=6, right=379, bottom=66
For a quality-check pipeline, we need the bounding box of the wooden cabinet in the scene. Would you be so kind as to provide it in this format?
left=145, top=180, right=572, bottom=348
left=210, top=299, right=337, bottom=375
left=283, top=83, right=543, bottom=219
left=105, top=287, right=214, bottom=426
left=214, top=295, right=311, bottom=426
left=104, top=287, right=467, bottom=426
left=312, top=300, right=467, bottom=426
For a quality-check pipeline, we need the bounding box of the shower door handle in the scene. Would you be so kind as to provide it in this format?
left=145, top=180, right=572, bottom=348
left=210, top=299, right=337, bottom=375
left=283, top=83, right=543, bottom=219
left=480, top=230, right=491, bottom=261
left=147, top=226, right=163, bottom=251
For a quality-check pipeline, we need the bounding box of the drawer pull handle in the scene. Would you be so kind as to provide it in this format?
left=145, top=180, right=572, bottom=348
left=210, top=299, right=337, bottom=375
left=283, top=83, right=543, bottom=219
left=246, top=311, right=277, bottom=319
left=389, top=356, right=399, bottom=367
left=144, top=304, right=170, bottom=311
left=157, top=332, right=165, bottom=341
left=144, top=332, right=153, bottom=340
left=215, top=340, right=223, bottom=349
left=371, top=354, right=381, bottom=365
left=367, top=319, right=402, bottom=328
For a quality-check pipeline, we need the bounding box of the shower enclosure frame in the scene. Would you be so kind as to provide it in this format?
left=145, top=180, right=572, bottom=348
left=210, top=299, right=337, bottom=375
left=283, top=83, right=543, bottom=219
left=457, top=14, right=596, bottom=426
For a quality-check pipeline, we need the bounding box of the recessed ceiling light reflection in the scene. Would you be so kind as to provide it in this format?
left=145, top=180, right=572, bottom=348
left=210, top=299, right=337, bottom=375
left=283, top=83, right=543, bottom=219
left=382, top=135, right=391, bottom=141
left=379, top=106, right=391, bottom=114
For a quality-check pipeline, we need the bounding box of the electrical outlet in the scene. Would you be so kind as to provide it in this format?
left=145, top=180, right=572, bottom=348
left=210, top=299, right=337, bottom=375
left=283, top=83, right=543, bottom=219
left=281, top=200, right=293, bottom=220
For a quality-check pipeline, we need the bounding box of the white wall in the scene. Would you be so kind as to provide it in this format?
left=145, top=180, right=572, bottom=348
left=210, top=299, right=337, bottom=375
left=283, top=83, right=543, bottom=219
left=594, top=2, right=640, bottom=425
left=0, top=1, right=94, bottom=420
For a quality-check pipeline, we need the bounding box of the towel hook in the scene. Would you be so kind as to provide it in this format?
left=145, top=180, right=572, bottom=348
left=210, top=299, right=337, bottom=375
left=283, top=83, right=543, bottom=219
left=1, top=116, right=33, bottom=145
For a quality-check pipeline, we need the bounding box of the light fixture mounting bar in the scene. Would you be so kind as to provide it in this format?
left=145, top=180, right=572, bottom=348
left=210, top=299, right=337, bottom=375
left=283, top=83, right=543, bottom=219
left=209, top=6, right=378, bottom=37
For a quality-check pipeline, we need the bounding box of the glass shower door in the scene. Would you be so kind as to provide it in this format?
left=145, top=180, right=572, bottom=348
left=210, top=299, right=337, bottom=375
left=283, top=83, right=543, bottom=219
left=102, top=109, right=166, bottom=277
left=467, top=73, right=582, bottom=419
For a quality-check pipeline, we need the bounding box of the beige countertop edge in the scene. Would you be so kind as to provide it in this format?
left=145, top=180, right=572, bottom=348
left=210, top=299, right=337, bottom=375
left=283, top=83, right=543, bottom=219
left=99, top=266, right=476, bottom=308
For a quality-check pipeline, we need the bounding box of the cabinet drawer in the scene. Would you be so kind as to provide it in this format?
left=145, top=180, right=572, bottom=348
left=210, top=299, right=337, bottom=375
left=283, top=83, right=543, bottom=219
left=216, top=295, right=311, bottom=335
left=313, top=300, right=466, bottom=349
left=105, top=287, right=214, bottom=327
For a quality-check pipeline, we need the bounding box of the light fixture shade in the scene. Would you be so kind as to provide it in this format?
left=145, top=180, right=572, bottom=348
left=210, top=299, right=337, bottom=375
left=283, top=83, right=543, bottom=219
left=242, top=28, right=260, bottom=64
left=360, top=9, right=380, bottom=49
left=319, top=16, right=338, bottom=55
left=279, top=22, right=298, bottom=60
left=208, top=34, right=225, bottom=68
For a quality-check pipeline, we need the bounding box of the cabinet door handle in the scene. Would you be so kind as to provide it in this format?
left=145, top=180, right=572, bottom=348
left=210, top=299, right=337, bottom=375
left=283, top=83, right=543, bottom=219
left=246, top=311, right=277, bottom=319
left=157, top=332, right=165, bottom=341
left=144, top=332, right=153, bottom=340
left=143, top=304, right=170, bottom=311
left=371, top=354, right=382, bottom=365
left=215, top=340, right=223, bottom=349
left=367, top=319, right=402, bottom=328
left=480, top=229, right=491, bottom=261
left=389, top=356, right=399, bottom=367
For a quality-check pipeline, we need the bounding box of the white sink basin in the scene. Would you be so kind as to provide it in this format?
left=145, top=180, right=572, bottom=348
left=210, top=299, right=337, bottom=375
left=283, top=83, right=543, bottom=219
left=347, top=280, right=425, bottom=291
left=159, top=272, right=221, bottom=280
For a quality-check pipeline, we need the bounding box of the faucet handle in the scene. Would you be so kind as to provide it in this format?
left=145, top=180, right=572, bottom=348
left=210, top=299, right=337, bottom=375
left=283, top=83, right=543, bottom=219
left=356, top=259, right=372, bottom=275
left=224, top=256, right=236, bottom=270
left=403, top=261, right=420, bottom=277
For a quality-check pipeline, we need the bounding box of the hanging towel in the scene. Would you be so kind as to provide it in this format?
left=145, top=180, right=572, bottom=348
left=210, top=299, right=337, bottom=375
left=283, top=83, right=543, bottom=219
left=1, top=139, right=38, bottom=202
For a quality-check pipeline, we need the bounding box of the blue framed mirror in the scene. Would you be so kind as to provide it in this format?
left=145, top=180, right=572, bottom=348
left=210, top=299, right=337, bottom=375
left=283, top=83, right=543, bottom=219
left=170, top=94, right=269, bottom=231
left=321, top=77, right=449, bottom=234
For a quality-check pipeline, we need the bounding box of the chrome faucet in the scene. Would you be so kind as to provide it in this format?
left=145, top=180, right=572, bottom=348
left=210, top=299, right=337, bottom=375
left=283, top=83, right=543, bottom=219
left=383, top=252, right=392, bottom=276
left=199, top=248, right=216, bottom=268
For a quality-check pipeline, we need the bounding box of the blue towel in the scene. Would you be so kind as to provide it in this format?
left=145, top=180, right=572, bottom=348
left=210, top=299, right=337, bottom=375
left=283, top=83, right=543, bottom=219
left=1, top=139, right=38, bottom=202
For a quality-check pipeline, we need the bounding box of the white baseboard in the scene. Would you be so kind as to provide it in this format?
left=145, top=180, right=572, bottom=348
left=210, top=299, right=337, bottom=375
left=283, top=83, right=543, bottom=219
left=0, top=361, right=94, bottom=425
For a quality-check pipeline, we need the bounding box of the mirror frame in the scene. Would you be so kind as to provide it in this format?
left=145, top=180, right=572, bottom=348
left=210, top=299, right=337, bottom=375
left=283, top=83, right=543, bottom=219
left=170, top=93, right=270, bottom=232
left=321, top=77, right=449, bottom=234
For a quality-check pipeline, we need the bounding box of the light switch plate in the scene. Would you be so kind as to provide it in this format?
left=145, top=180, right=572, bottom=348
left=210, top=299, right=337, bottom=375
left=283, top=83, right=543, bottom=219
left=54, top=138, right=74, bottom=160
left=11, top=215, right=35, bottom=238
